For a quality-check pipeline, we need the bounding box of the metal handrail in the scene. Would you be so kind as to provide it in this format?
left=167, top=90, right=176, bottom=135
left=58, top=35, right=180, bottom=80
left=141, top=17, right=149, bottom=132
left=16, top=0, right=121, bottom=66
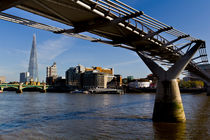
left=89, top=0, right=208, bottom=64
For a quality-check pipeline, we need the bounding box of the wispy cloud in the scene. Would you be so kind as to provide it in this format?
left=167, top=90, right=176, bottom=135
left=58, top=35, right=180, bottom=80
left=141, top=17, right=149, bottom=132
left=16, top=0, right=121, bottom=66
left=105, top=59, right=140, bottom=67
left=37, top=36, right=72, bottom=62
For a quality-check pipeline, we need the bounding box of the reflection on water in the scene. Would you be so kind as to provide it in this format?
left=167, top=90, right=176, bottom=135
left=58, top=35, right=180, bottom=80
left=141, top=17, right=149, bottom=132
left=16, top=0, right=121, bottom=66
left=153, top=122, right=186, bottom=140
left=0, top=92, right=209, bottom=139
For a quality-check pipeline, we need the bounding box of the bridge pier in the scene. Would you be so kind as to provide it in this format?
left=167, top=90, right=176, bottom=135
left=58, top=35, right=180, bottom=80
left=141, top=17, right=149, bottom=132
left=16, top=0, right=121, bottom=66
left=0, top=87, right=4, bottom=93
left=40, top=84, right=47, bottom=93
left=207, top=85, right=210, bottom=96
left=137, top=40, right=203, bottom=122
left=16, top=84, right=23, bottom=93
left=153, top=79, right=185, bottom=122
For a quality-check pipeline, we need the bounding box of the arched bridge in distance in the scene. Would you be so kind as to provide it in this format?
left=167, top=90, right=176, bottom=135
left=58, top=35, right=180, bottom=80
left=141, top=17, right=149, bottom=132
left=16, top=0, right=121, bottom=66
left=0, top=83, right=48, bottom=93
left=0, top=0, right=209, bottom=123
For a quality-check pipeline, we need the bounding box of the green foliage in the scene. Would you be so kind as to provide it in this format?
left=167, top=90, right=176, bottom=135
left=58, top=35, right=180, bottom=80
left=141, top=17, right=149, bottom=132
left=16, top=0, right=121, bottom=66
left=179, top=80, right=204, bottom=88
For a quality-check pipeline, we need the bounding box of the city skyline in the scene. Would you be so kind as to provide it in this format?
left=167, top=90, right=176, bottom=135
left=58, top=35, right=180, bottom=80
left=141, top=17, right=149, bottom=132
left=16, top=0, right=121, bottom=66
left=0, top=0, right=210, bottom=82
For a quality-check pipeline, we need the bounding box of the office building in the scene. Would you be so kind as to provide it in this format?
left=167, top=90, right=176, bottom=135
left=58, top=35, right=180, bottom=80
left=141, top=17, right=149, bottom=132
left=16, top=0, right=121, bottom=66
left=66, top=65, right=114, bottom=89
left=83, top=71, right=110, bottom=89
left=20, top=72, right=30, bottom=83
left=46, top=62, right=58, bottom=85
left=107, top=74, right=123, bottom=88
left=66, top=64, right=85, bottom=88
left=47, top=62, right=57, bottom=77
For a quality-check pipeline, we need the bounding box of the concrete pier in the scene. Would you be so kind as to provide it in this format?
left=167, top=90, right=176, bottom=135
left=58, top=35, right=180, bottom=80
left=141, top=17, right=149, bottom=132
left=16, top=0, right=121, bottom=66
left=16, top=84, right=23, bottom=93
left=0, top=87, right=3, bottom=93
left=207, top=86, right=210, bottom=96
left=153, top=79, right=185, bottom=122
left=40, top=84, right=47, bottom=93
left=137, top=40, right=202, bottom=122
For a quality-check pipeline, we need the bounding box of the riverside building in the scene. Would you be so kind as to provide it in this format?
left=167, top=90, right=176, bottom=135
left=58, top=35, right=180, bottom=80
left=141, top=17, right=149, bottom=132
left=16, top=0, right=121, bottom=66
left=65, top=65, right=115, bottom=89
left=46, top=62, right=58, bottom=85
left=65, top=64, right=85, bottom=88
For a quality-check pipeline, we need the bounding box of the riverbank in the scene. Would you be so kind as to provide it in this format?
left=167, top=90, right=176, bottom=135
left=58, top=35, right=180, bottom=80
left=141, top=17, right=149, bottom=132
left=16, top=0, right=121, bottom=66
left=126, top=87, right=206, bottom=94
left=2, top=86, right=206, bottom=94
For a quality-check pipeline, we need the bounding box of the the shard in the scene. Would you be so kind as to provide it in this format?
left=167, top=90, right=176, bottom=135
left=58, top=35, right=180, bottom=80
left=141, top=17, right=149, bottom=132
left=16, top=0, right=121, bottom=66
left=28, top=34, right=38, bottom=82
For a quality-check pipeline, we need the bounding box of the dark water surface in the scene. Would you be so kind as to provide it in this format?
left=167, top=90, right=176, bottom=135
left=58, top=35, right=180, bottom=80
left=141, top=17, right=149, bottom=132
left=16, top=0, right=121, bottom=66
left=0, top=92, right=209, bottom=139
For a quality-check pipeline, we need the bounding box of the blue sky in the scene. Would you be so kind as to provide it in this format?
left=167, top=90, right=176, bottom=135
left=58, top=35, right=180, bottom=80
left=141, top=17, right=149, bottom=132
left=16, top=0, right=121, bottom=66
left=0, top=0, right=210, bottom=82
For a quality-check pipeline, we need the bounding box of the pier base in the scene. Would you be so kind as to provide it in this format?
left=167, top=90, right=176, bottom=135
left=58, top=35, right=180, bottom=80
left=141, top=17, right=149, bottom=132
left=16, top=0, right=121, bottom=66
left=0, top=87, right=3, bottom=93
left=16, top=89, right=23, bottom=93
left=40, top=84, right=47, bottom=93
left=153, top=80, right=185, bottom=122
left=207, top=86, right=210, bottom=96
left=40, top=89, right=47, bottom=93
left=16, top=84, right=23, bottom=94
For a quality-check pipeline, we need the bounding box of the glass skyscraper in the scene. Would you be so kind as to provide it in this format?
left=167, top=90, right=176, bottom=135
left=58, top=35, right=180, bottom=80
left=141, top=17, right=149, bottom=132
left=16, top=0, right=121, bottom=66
left=28, top=34, right=38, bottom=82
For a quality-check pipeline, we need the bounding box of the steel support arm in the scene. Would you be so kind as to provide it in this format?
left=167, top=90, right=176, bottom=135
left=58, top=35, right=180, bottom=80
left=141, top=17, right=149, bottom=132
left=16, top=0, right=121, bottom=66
left=162, top=35, right=190, bottom=48
left=54, top=11, right=143, bottom=34
left=112, top=11, right=144, bottom=24
left=91, top=39, right=135, bottom=51
left=0, top=0, right=24, bottom=11
left=192, top=54, right=207, bottom=61
left=174, top=42, right=193, bottom=53
left=143, top=26, right=173, bottom=39
left=167, top=40, right=203, bottom=79
left=136, top=40, right=203, bottom=81
left=136, top=51, right=165, bottom=79
left=195, top=61, right=208, bottom=65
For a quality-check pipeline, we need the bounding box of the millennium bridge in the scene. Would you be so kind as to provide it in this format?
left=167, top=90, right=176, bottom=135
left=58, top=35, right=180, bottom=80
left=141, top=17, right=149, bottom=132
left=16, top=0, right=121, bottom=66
left=0, top=0, right=209, bottom=123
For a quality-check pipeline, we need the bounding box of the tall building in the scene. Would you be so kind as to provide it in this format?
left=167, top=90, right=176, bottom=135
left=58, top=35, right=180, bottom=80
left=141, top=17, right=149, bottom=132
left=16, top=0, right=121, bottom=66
left=47, top=62, right=57, bottom=77
left=20, top=72, right=29, bottom=83
left=28, top=34, right=38, bottom=82
left=46, top=62, right=58, bottom=85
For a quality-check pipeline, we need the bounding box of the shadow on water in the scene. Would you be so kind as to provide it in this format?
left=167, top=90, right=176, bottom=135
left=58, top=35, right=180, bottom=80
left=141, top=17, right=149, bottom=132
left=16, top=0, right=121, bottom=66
left=153, top=122, right=186, bottom=140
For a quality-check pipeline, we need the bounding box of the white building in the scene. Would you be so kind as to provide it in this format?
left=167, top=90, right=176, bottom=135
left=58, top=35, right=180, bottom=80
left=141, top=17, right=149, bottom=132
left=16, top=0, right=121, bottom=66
left=46, top=62, right=57, bottom=77
left=128, top=80, right=151, bottom=88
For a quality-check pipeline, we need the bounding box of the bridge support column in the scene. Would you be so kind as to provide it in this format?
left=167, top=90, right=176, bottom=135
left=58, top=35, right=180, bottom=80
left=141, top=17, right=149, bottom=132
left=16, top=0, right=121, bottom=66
left=16, top=84, right=23, bottom=93
left=40, top=84, right=47, bottom=93
left=207, top=84, right=210, bottom=96
left=137, top=40, right=203, bottom=122
left=0, top=87, right=4, bottom=93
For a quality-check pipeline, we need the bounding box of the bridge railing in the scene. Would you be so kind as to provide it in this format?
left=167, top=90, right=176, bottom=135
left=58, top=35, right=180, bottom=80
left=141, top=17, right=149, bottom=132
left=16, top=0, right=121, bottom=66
left=88, top=0, right=208, bottom=65
left=89, top=0, right=170, bottom=45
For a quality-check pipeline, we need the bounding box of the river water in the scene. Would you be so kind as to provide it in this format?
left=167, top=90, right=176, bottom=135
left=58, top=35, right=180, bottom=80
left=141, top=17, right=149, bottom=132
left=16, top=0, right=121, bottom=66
left=0, top=91, right=209, bottom=139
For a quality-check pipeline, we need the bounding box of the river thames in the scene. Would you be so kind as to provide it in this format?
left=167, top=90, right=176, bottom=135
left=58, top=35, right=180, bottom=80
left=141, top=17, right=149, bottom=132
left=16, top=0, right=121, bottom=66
left=0, top=91, right=209, bottom=139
